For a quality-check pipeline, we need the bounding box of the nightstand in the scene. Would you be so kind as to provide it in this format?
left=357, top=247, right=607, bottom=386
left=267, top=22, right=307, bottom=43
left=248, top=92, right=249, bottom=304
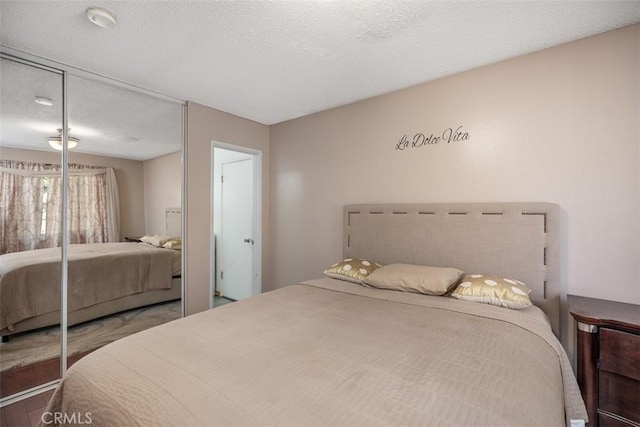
left=124, top=236, right=142, bottom=242
left=568, top=295, right=640, bottom=427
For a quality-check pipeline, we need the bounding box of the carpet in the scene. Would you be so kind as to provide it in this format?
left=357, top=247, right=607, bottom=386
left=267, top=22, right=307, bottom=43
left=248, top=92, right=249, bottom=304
left=0, top=300, right=181, bottom=372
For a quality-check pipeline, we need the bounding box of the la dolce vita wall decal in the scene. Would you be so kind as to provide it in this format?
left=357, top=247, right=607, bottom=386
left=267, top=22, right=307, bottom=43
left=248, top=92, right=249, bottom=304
left=395, top=125, right=470, bottom=150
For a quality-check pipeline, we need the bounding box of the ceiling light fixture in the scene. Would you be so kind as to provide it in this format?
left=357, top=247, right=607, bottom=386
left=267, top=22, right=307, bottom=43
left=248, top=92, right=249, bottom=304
left=47, top=128, right=80, bottom=151
left=86, top=7, right=116, bottom=28
left=34, top=96, right=54, bottom=106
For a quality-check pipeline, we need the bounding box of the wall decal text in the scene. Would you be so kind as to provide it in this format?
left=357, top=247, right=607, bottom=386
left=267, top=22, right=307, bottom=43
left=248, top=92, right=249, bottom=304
left=395, top=125, right=470, bottom=150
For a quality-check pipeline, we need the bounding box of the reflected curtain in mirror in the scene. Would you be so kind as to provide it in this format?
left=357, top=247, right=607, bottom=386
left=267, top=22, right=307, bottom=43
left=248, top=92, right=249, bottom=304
left=0, top=161, right=49, bottom=254
left=0, top=160, right=120, bottom=254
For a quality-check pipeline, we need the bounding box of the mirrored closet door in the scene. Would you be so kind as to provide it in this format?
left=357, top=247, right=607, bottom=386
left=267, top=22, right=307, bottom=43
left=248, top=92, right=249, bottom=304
left=0, top=56, right=64, bottom=398
left=0, top=53, right=184, bottom=402
left=65, top=74, right=184, bottom=371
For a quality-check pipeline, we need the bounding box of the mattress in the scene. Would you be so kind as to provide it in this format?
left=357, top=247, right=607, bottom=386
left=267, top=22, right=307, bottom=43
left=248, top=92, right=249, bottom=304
left=45, top=278, right=586, bottom=426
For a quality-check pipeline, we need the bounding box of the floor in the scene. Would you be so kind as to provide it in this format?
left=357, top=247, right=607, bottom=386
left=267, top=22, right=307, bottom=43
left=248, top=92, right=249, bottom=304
left=0, top=352, right=90, bottom=427
left=214, top=295, right=235, bottom=307
left=1, top=389, right=54, bottom=427
left=1, top=298, right=236, bottom=427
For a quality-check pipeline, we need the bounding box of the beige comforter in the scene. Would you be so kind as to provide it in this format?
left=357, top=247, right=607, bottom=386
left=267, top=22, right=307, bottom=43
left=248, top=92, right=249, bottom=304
left=0, top=243, right=178, bottom=331
left=44, top=278, right=586, bottom=427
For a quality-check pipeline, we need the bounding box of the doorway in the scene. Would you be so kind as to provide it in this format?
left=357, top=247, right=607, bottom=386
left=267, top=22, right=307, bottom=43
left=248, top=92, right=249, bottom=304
left=212, top=144, right=262, bottom=307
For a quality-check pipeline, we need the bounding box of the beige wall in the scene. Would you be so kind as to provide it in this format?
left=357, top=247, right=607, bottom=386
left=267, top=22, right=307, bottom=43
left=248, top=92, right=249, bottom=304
left=143, top=151, right=181, bottom=235
left=185, top=102, right=270, bottom=315
left=0, top=147, right=146, bottom=238
left=269, top=23, right=639, bottom=311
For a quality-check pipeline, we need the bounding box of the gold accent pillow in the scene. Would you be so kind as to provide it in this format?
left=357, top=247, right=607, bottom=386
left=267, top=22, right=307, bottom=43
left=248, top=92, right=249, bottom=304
left=140, top=234, right=178, bottom=248
left=162, top=238, right=182, bottom=250
left=362, top=263, right=464, bottom=295
left=324, top=259, right=382, bottom=283
left=451, top=274, right=532, bottom=309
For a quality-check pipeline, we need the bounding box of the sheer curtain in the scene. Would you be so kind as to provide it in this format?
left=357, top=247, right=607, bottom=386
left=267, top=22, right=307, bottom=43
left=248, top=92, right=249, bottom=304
left=0, top=161, right=48, bottom=253
left=0, top=160, right=120, bottom=254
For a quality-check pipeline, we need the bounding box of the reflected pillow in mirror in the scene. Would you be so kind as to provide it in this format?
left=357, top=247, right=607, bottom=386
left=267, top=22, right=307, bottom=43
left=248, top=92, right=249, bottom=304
left=162, top=239, right=181, bottom=250
left=140, top=234, right=178, bottom=248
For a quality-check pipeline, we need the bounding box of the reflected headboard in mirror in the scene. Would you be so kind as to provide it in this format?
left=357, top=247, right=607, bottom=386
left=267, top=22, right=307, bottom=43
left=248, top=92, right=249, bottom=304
left=166, top=207, right=181, bottom=236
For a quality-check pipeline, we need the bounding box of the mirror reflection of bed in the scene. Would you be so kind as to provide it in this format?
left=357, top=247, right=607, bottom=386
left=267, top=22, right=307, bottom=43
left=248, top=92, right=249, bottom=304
left=0, top=57, right=184, bottom=399
left=1, top=208, right=182, bottom=345
left=0, top=202, right=182, bottom=397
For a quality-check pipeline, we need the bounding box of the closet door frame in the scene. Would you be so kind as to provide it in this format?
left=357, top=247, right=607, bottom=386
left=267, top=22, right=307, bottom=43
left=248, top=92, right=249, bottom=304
left=0, top=52, right=67, bottom=406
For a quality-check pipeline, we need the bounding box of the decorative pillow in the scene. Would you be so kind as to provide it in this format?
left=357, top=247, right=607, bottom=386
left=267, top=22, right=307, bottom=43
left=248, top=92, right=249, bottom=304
left=162, top=238, right=181, bottom=250
left=324, top=258, right=382, bottom=283
left=362, top=263, right=464, bottom=295
left=451, top=274, right=532, bottom=309
left=140, top=234, right=178, bottom=248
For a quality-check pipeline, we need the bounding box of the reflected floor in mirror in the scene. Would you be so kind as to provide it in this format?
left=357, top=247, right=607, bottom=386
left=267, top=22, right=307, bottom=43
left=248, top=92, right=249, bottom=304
left=2, top=381, right=55, bottom=427
left=0, top=301, right=181, bottom=425
left=1, top=349, right=90, bottom=426
left=0, top=297, right=237, bottom=398
left=0, top=298, right=233, bottom=426
left=0, top=300, right=181, bottom=374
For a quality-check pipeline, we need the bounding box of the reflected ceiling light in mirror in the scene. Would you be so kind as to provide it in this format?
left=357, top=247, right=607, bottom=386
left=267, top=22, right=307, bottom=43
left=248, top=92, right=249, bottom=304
left=34, top=96, right=53, bottom=106
left=86, top=7, right=116, bottom=28
left=47, top=129, right=79, bottom=151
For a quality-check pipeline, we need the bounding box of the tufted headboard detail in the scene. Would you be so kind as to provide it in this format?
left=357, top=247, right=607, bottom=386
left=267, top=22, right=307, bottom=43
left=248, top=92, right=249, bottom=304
left=166, top=207, right=182, bottom=237
left=343, top=203, right=562, bottom=337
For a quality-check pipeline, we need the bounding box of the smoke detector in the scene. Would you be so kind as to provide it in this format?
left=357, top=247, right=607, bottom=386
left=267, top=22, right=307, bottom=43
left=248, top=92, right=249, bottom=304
left=86, top=7, right=116, bottom=28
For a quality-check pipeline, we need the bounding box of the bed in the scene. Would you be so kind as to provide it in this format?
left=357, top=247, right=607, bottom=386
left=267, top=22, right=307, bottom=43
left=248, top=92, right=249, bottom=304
left=0, top=208, right=182, bottom=340
left=44, top=203, right=587, bottom=426
left=0, top=242, right=181, bottom=339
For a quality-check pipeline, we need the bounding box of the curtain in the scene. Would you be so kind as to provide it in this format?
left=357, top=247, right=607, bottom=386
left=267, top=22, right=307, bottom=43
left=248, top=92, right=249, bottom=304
left=0, top=161, right=120, bottom=254
left=0, top=161, right=48, bottom=254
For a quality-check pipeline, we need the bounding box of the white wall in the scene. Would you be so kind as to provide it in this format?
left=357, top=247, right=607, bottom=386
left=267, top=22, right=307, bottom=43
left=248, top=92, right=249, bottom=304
left=143, top=151, right=181, bottom=236
left=269, top=24, right=640, bottom=309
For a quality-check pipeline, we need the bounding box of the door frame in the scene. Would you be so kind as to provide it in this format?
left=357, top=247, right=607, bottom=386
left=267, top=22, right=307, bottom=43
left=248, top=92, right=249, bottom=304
left=210, top=141, right=263, bottom=308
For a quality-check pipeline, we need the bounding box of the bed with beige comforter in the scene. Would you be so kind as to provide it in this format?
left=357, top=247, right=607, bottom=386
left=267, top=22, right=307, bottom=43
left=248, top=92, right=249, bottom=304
left=45, top=278, right=586, bottom=427
left=0, top=242, right=180, bottom=336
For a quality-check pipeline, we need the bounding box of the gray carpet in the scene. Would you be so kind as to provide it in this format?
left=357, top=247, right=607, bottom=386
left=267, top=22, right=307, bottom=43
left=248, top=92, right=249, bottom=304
left=0, top=301, right=181, bottom=372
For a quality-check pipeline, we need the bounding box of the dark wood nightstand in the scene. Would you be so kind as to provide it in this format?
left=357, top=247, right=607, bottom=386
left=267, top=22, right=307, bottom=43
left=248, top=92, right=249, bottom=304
left=568, top=295, right=640, bottom=427
left=124, top=236, right=142, bottom=242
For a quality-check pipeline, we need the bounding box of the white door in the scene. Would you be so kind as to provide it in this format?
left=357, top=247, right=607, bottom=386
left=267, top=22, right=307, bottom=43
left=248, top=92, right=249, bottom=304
left=218, top=158, right=253, bottom=300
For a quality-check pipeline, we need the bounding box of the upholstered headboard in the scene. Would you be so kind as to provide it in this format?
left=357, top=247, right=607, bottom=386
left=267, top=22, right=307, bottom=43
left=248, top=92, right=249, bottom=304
left=166, top=207, right=181, bottom=237
left=343, top=203, right=562, bottom=337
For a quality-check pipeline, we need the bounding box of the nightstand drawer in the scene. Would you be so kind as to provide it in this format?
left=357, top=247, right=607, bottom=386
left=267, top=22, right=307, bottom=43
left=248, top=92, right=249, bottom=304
left=598, top=412, right=635, bottom=427
left=599, top=371, right=640, bottom=423
left=600, top=328, right=640, bottom=380
left=570, top=295, right=640, bottom=427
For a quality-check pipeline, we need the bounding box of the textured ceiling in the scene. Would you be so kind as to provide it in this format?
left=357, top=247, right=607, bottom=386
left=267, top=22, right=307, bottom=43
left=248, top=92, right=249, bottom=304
left=1, top=1, right=639, bottom=159
left=0, top=58, right=183, bottom=161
